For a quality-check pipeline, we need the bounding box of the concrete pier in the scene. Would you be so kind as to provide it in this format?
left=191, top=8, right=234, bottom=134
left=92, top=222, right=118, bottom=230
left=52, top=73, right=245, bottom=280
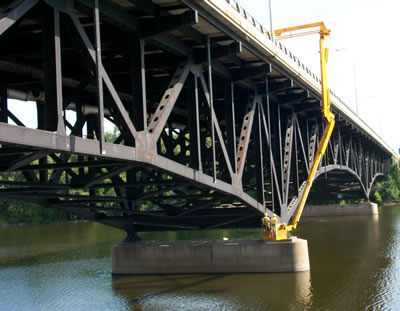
left=302, top=202, right=378, bottom=217
left=112, top=237, right=310, bottom=274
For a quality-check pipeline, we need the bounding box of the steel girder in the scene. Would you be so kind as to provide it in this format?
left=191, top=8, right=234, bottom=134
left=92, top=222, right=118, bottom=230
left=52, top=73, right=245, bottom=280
left=0, top=0, right=391, bottom=236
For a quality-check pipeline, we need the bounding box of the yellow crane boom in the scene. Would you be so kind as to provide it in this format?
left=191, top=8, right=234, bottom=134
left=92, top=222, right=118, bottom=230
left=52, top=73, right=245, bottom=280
left=262, top=22, right=335, bottom=239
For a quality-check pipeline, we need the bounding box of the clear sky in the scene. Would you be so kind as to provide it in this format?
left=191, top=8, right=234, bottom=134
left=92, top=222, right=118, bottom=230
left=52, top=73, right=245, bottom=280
left=241, top=0, right=400, bottom=152
left=7, top=0, right=400, bottom=152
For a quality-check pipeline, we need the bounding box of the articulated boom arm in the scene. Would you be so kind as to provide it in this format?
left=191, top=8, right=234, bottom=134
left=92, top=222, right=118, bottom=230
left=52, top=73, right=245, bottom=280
left=274, top=22, right=336, bottom=232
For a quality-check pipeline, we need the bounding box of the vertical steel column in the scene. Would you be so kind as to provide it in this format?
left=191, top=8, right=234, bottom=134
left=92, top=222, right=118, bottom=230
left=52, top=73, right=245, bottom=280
left=293, top=116, right=299, bottom=196
left=140, top=39, right=147, bottom=133
left=266, top=81, right=275, bottom=212
left=36, top=100, right=47, bottom=182
left=224, top=82, right=237, bottom=173
left=127, top=38, right=146, bottom=204
left=278, top=106, right=283, bottom=195
left=94, top=0, right=104, bottom=153
left=129, top=39, right=146, bottom=132
left=54, top=9, right=65, bottom=135
left=187, top=73, right=202, bottom=171
left=322, top=119, right=327, bottom=178
left=207, top=36, right=216, bottom=182
left=194, top=74, right=202, bottom=171
left=339, top=127, right=343, bottom=170
left=93, top=0, right=105, bottom=154
left=42, top=5, right=65, bottom=134
left=255, top=102, right=265, bottom=205
left=76, top=102, right=85, bottom=177
left=346, top=137, right=351, bottom=167
left=0, top=72, right=7, bottom=123
left=87, top=116, right=96, bottom=205
left=269, top=99, right=281, bottom=214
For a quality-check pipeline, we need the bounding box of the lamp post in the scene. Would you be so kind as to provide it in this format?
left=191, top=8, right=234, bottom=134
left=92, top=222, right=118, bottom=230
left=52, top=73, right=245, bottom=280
left=335, top=48, right=359, bottom=116
left=268, top=0, right=273, bottom=39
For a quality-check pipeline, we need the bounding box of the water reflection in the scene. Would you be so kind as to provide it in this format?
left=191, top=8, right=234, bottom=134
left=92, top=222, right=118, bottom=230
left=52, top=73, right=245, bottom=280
left=2, top=207, right=400, bottom=310
left=112, top=271, right=312, bottom=310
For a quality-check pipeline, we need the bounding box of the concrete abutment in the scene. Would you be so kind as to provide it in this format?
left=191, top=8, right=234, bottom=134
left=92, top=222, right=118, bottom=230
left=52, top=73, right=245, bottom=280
left=302, top=202, right=378, bottom=217
left=112, top=237, right=310, bottom=274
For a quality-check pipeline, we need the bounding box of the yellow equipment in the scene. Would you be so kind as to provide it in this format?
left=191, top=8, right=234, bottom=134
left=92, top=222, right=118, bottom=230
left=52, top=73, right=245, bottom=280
left=262, top=22, right=335, bottom=240
left=262, top=223, right=288, bottom=240
left=261, top=213, right=288, bottom=241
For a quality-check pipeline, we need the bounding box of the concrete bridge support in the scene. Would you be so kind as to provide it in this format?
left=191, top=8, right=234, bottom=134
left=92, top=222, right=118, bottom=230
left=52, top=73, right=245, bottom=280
left=112, top=238, right=310, bottom=274
left=302, top=202, right=378, bottom=217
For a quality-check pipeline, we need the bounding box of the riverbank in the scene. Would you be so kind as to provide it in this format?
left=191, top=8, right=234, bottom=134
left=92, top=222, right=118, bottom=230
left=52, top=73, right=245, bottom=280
left=381, top=202, right=400, bottom=207
left=0, top=219, right=92, bottom=228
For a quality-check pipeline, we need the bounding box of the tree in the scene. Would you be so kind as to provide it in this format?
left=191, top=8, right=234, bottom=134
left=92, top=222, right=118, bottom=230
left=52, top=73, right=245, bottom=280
left=373, top=165, right=400, bottom=203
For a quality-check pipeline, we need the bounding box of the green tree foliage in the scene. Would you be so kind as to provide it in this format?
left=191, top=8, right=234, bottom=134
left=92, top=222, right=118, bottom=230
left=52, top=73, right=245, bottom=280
left=0, top=128, right=124, bottom=224
left=373, top=165, right=400, bottom=203
left=0, top=200, right=71, bottom=224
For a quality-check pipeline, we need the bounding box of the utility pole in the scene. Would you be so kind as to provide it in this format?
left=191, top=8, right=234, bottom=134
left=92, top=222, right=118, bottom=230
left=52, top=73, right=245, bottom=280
left=268, top=0, right=273, bottom=40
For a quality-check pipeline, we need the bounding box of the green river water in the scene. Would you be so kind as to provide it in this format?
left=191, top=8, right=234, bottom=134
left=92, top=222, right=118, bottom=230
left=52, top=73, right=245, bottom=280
left=1, top=206, right=400, bottom=310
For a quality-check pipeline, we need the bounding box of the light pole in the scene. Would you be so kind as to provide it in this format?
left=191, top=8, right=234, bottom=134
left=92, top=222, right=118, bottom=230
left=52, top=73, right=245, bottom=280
left=335, top=48, right=359, bottom=116
left=268, top=0, right=273, bottom=39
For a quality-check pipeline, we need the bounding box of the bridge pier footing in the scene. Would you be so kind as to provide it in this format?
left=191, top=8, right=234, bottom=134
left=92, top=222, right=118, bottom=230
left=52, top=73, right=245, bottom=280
left=111, top=237, right=310, bottom=274
left=302, top=202, right=378, bottom=217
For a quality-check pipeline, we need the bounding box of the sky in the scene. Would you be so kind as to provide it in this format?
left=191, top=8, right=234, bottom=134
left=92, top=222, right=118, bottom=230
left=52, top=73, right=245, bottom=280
left=7, top=0, right=400, bottom=152
left=241, top=0, right=400, bottom=152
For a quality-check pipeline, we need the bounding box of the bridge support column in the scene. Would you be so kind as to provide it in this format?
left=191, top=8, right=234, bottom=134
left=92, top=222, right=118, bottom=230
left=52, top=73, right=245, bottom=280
left=302, top=202, right=378, bottom=217
left=111, top=237, right=310, bottom=274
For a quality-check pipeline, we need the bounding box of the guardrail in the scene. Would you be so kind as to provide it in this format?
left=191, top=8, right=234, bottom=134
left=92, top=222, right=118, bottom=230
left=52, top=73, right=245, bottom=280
left=223, top=0, right=397, bottom=158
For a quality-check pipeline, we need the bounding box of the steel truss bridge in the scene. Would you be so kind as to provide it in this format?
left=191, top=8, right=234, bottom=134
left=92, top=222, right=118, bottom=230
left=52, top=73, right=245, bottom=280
left=0, top=0, right=396, bottom=238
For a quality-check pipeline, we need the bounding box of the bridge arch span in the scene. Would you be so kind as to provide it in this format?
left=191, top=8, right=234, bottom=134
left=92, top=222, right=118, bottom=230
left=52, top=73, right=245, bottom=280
left=307, top=164, right=384, bottom=203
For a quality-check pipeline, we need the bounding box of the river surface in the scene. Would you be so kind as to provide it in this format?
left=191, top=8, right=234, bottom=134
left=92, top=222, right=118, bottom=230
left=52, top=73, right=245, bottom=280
left=1, top=206, right=400, bottom=310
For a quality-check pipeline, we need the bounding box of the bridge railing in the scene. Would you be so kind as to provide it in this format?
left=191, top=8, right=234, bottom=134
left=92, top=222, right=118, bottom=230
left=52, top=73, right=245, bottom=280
left=222, top=0, right=397, bottom=157
left=224, top=0, right=349, bottom=104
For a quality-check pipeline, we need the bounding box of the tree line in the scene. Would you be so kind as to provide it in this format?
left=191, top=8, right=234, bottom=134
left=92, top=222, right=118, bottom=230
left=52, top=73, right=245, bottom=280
left=373, top=164, right=400, bottom=203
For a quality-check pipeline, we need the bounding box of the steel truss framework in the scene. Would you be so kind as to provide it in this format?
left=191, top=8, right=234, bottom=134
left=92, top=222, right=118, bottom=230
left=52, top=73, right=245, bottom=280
left=0, top=0, right=391, bottom=237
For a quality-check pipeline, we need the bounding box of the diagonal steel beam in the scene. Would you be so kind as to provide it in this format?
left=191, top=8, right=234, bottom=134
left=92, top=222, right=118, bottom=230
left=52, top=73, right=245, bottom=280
left=84, top=165, right=133, bottom=188
left=198, top=71, right=234, bottom=177
left=77, top=0, right=140, bottom=33
left=282, top=112, right=294, bottom=205
left=295, top=118, right=309, bottom=173
left=6, top=151, right=48, bottom=172
left=236, top=96, right=257, bottom=180
left=69, top=12, right=138, bottom=144
left=147, top=62, right=190, bottom=148
left=0, top=0, right=39, bottom=36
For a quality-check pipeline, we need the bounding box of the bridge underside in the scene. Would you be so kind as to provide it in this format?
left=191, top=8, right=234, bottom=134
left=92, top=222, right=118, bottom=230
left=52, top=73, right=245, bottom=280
left=0, top=0, right=391, bottom=235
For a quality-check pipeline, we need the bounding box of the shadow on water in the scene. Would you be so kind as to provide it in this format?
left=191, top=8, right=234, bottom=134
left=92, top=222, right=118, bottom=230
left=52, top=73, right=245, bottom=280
left=111, top=271, right=313, bottom=311
left=0, top=241, right=114, bottom=267
left=0, top=222, right=125, bottom=268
